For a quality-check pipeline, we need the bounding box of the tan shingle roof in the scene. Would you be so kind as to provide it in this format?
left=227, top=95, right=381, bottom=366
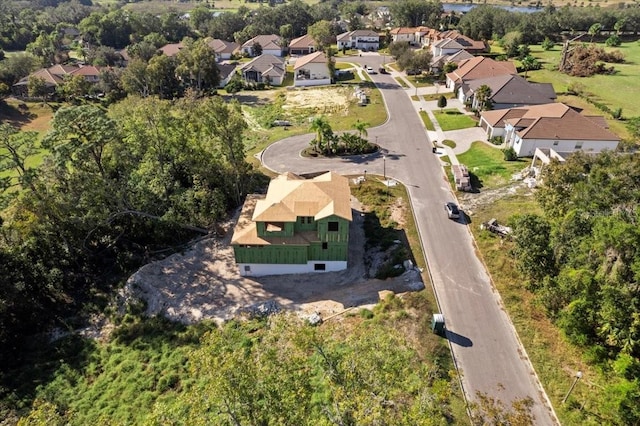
left=446, top=57, right=516, bottom=84
left=231, top=172, right=352, bottom=245
left=294, top=51, right=327, bottom=70
left=289, top=34, right=316, bottom=49
left=207, top=38, right=240, bottom=54
left=242, top=34, right=282, bottom=51
left=159, top=42, right=184, bottom=56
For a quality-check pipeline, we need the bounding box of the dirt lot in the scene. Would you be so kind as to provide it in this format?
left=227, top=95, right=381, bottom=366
left=121, top=196, right=424, bottom=324
left=283, top=87, right=352, bottom=112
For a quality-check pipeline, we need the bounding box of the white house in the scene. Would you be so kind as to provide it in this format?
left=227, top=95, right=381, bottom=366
left=336, top=30, right=379, bottom=51
left=294, top=51, right=331, bottom=87
left=241, top=34, right=284, bottom=57
left=480, top=103, right=620, bottom=157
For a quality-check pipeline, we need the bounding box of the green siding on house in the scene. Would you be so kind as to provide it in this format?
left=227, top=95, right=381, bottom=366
left=317, top=216, right=349, bottom=242
left=233, top=244, right=308, bottom=264
left=309, top=241, right=349, bottom=261
left=256, top=221, right=295, bottom=238
left=295, top=216, right=316, bottom=233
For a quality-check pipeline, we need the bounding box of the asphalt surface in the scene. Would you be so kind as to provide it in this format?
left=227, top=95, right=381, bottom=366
left=261, top=54, right=558, bottom=425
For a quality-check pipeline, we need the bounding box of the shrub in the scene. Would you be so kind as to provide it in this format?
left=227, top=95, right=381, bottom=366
left=360, top=308, right=374, bottom=319
left=490, top=136, right=503, bottom=145
left=502, top=147, right=518, bottom=161
left=606, top=34, right=621, bottom=47
left=541, top=37, right=554, bottom=50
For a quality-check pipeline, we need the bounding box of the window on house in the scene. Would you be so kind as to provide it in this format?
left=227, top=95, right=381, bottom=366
left=322, top=242, right=328, bottom=250
left=553, top=141, right=559, bottom=146
left=575, top=142, right=583, bottom=149
left=314, top=263, right=326, bottom=271
left=266, top=222, right=284, bottom=232
left=244, top=265, right=251, bottom=272
left=328, top=221, right=339, bottom=232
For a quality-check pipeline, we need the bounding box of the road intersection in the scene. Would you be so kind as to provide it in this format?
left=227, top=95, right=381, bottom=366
left=260, top=55, right=558, bottom=424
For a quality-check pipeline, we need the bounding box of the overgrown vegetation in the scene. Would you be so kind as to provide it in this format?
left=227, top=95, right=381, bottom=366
left=508, top=152, right=640, bottom=424
left=456, top=142, right=528, bottom=189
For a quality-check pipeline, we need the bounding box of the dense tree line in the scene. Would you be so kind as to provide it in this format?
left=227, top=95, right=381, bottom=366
left=510, top=152, right=640, bottom=424
left=458, top=4, right=640, bottom=45
left=0, top=96, right=264, bottom=369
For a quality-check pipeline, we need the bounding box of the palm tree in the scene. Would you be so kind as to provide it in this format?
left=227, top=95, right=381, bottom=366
left=309, top=116, right=332, bottom=153
left=474, top=84, right=492, bottom=114
left=588, top=23, right=601, bottom=43
left=353, top=120, right=369, bottom=139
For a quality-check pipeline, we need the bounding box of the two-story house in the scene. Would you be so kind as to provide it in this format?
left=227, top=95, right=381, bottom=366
left=231, top=171, right=352, bottom=276
left=294, top=51, right=331, bottom=86
left=336, top=30, right=380, bottom=51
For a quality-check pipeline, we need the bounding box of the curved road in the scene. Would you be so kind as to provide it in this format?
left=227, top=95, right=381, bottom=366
left=261, top=55, right=558, bottom=425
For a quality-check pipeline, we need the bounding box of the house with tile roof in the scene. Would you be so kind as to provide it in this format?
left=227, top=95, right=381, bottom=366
left=458, top=74, right=556, bottom=110
left=239, top=54, right=286, bottom=85
left=289, top=34, right=317, bottom=56
left=206, top=38, right=240, bottom=61
left=241, top=34, right=284, bottom=57
left=13, top=64, right=103, bottom=98
left=231, top=171, right=352, bottom=276
left=445, top=56, right=517, bottom=89
left=389, top=27, right=419, bottom=45
left=294, top=51, right=330, bottom=87
left=217, top=63, right=238, bottom=88
left=479, top=103, right=620, bottom=157
left=336, top=29, right=379, bottom=51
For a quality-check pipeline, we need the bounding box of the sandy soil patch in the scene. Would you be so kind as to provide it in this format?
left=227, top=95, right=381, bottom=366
left=284, top=87, right=352, bottom=112
left=121, top=197, right=424, bottom=324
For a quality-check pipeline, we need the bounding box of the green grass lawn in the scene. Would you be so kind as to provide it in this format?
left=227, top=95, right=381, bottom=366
left=418, top=110, right=435, bottom=131
left=406, top=74, right=434, bottom=87
left=456, top=142, right=528, bottom=189
left=527, top=41, right=640, bottom=139
left=433, top=109, right=477, bottom=131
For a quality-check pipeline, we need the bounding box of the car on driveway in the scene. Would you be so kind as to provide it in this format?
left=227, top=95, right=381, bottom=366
left=444, top=202, right=461, bottom=219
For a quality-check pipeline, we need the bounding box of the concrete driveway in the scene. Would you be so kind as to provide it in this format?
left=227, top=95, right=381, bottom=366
left=260, top=55, right=558, bottom=425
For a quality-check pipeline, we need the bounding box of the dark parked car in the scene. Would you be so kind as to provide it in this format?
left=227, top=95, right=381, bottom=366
left=444, top=202, right=461, bottom=219
left=406, top=69, right=421, bottom=75
left=378, top=67, right=388, bottom=74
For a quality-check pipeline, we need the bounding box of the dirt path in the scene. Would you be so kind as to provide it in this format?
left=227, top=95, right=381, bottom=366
left=121, top=197, right=424, bottom=324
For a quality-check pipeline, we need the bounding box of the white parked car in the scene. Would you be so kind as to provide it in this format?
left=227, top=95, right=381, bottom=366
left=365, top=66, right=376, bottom=74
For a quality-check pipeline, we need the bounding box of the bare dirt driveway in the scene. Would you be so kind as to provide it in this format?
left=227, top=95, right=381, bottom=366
left=122, top=196, right=424, bottom=324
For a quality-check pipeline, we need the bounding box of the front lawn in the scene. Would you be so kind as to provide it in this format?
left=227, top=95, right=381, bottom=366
left=433, top=109, right=477, bottom=131
left=456, top=142, right=528, bottom=189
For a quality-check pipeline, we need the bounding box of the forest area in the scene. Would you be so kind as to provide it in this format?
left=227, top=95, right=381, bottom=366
left=1, top=0, right=640, bottom=423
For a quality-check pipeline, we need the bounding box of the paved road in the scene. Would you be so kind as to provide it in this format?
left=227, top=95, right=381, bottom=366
left=261, top=55, right=558, bottom=424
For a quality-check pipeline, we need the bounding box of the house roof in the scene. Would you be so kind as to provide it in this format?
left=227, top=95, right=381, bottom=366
left=446, top=56, right=516, bottom=84
left=242, top=34, right=282, bottom=51
left=289, top=34, right=316, bottom=49
left=217, top=63, right=238, bottom=80
left=481, top=103, right=620, bottom=142
left=390, top=27, right=417, bottom=35
left=434, top=38, right=465, bottom=50
left=159, top=42, right=184, bottom=56
left=207, top=38, right=240, bottom=54
left=231, top=171, right=352, bottom=246
left=294, top=51, right=327, bottom=70
left=462, top=74, right=556, bottom=105
left=446, top=50, right=475, bottom=63
left=240, top=54, right=285, bottom=75
left=14, top=65, right=102, bottom=87
left=437, top=30, right=487, bottom=51
left=337, top=29, right=379, bottom=41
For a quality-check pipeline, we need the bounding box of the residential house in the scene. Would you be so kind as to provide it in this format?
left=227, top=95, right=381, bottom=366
left=217, top=63, right=238, bottom=88
left=445, top=56, right=517, bottom=89
left=12, top=64, right=102, bottom=97
left=336, top=29, right=380, bottom=51
left=430, top=48, right=473, bottom=74
left=231, top=171, right=352, bottom=276
left=241, top=34, right=284, bottom=57
left=436, top=30, right=488, bottom=54
left=389, top=26, right=439, bottom=47
left=207, top=38, right=240, bottom=61
left=239, top=54, right=286, bottom=85
left=159, top=42, right=184, bottom=57
left=294, top=51, right=330, bottom=86
left=479, top=103, right=620, bottom=157
left=288, top=34, right=317, bottom=56
left=458, top=74, right=556, bottom=110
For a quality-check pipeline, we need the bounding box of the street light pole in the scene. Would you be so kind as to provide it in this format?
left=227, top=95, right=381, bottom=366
left=383, top=155, right=386, bottom=182
left=562, top=371, right=583, bottom=404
